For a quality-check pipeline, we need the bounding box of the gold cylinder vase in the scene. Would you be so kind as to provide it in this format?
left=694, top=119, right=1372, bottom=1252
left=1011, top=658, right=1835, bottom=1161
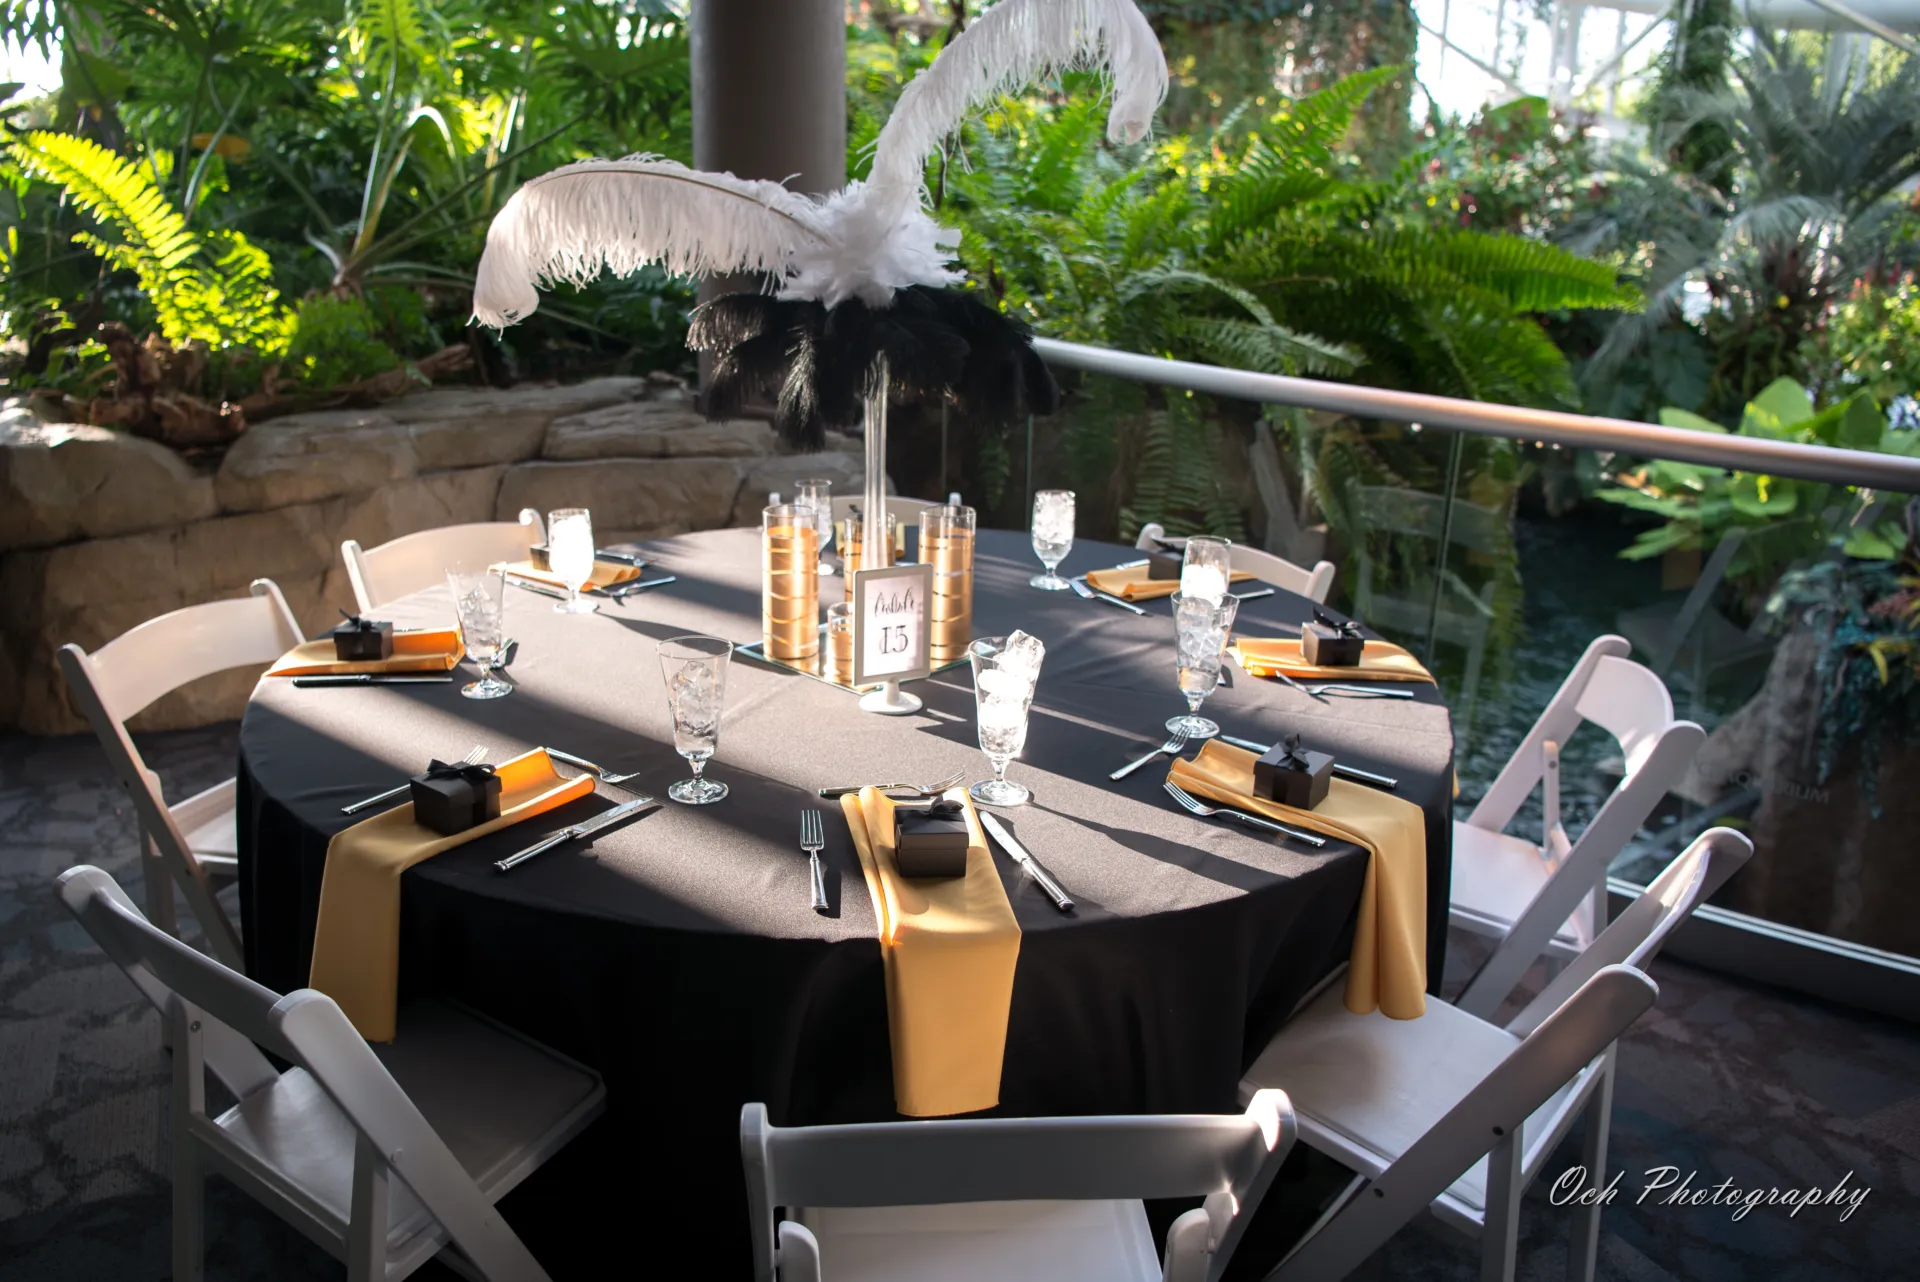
left=922, top=502, right=976, bottom=664
left=762, top=503, right=820, bottom=660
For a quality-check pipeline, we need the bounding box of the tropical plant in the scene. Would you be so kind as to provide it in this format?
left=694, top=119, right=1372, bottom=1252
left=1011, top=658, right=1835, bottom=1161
left=1578, top=30, right=1920, bottom=419
left=1598, top=376, right=1918, bottom=609
left=939, top=65, right=1634, bottom=538
left=7, top=129, right=290, bottom=350
left=1805, top=271, right=1920, bottom=421
left=1762, top=498, right=1920, bottom=816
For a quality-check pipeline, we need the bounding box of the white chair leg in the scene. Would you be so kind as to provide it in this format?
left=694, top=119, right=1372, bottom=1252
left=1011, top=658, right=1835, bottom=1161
left=348, top=1135, right=390, bottom=1282
left=140, top=830, right=179, bottom=938
left=173, top=1138, right=205, bottom=1282
left=172, top=1004, right=207, bottom=1282
left=1569, top=1057, right=1616, bottom=1282
left=1479, top=1131, right=1522, bottom=1282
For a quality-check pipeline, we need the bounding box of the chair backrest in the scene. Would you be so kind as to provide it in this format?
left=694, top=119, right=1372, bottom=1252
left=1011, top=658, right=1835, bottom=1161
left=1455, top=636, right=1706, bottom=1017
left=1507, top=827, right=1751, bottom=1038
left=1467, top=635, right=1679, bottom=835
left=343, top=509, right=544, bottom=613
left=56, top=865, right=550, bottom=1281
left=58, top=580, right=302, bottom=967
left=1274, top=965, right=1658, bottom=1281
left=1133, top=524, right=1336, bottom=603
left=741, top=1092, right=1295, bottom=1282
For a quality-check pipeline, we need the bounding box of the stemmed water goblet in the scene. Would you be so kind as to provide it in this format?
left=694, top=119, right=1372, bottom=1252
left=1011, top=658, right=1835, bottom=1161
left=1029, top=489, right=1075, bottom=590
left=794, top=478, right=834, bottom=575
left=1167, top=592, right=1238, bottom=740
left=968, top=633, right=1045, bottom=807
left=1181, top=535, right=1233, bottom=605
left=547, top=507, right=598, bottom=614
left=447, top=567, right=512, bottom=699
left=658, top=635, right=732, bottom=804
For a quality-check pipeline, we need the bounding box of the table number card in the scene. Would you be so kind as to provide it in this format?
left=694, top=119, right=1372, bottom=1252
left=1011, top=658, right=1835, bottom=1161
left=850, top=563, right=933, bottom=687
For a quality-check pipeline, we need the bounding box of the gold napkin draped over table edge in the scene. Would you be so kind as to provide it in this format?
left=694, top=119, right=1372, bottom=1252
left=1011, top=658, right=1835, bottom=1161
left=1082, top=564, right=1258, bottom=602
left=1169, top=741, right=1429, bottom=1020
left=498, top=558, right=644, bottom=591
left=307, top=748, right=595, bottom=1041
left=266, top=629, right=465, bottom=678
left=840, top=787, right=1022, bottom=1118
left=1229, top=635, right=1436, bottom=684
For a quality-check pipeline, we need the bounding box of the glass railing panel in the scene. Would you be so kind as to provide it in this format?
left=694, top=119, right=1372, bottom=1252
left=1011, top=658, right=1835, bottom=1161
left=1442, top=431, right=1920, bottom=961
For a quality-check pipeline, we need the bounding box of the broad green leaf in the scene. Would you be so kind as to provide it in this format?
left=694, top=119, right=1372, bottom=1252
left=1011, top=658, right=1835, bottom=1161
left=1727, top=472, right=1799, bottom=517
left=1842, top=524, right=1902, bottom=559
left=1742, top=377, right=1815, bottom=436
left=1657, top=407, right=1729, bottom=434
left=1834, top=395, right=1885, bottom=451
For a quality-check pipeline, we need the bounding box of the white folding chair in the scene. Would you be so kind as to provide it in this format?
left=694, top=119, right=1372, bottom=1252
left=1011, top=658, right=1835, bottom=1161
left=1134, top=523, right=1336, bottom=604
left=343, top=509, right=546, bottom=614
left=1243, top=828, right=1750, bottom=1282
left=1449, top=634, right=1706, bottom=1019
left=741, top=1092, right=1295, bottom=1282
left=58, top=580, right=304, bottom=968
left=58, top=865, right=605, bottom=1282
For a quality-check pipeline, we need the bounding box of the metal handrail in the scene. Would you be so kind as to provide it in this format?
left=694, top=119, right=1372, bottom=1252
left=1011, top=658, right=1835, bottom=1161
left=1033, top=337, right=1920, bottom=493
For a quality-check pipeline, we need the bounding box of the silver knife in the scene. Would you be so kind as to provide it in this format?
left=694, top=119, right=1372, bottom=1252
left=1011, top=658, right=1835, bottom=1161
left=507, top=576, right=569, bottom=601
left=1069, top=577, right=1148, bottom=615
left=493, top=796, right=657, bottom=872
left=595, top=549, right=645, bottom=566
left=1230, top=587, right=1276, bottom=602
left=978, top=812, right=1074, bottom=912
left=1218, top=735, right=1399, bottom=789
left=606, top=576, right=678, bottom=597
left=1306, top=683, right=1418, bottom=700
left=292, top=674, right=454, bottom=687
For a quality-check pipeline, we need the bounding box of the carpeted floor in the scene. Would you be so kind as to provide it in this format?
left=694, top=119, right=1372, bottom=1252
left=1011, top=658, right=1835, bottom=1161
left=2, top=726, right=1916, bottom=1280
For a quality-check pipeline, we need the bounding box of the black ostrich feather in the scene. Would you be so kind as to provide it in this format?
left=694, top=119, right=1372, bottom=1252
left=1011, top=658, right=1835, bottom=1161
left=687, top=285, right=1061, bottom=450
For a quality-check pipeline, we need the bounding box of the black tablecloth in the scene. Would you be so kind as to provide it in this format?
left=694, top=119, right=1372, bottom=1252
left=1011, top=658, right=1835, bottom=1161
left=237, top=527, right=1453, bottom=1273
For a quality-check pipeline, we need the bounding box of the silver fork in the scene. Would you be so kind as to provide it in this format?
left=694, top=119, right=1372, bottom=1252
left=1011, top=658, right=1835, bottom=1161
left=547, top=748, right=643, bottom=785
left=801, top=809, right=828, bottom=913
left=1163, top=779, right=1326, bottom=846
left=341, top=744, right=486, bottom=815
left=1111, top=730, right=1188, bottom=781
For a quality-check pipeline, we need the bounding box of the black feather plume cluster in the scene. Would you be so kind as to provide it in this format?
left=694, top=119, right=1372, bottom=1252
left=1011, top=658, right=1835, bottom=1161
left=688, top=285, right=1061, bottom=450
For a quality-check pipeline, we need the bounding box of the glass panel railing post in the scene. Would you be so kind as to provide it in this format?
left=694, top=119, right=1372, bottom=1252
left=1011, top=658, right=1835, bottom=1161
left=1421, top=425, right=1464, bottom=669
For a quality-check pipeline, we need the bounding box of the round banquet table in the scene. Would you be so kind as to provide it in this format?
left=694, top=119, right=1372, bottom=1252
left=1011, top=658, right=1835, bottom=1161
left=237, top=526, right=1454, bottom=1275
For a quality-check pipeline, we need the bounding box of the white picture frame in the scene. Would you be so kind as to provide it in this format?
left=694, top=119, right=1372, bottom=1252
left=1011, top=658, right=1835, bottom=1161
left=849, top=563, right=933, bottom=686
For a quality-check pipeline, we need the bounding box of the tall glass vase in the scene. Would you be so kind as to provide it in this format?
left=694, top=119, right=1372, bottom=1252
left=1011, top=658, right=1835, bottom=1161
left=858, top=357, right=922, bottom=715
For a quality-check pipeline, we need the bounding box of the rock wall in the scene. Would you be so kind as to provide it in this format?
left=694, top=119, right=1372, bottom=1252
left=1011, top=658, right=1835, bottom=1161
left=1, top=380, right=870, bottom=735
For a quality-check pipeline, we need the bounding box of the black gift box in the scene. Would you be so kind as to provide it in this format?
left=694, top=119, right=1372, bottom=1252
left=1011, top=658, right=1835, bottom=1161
left=331, top=614, right=394, bottom=662
left=1254, top=736, right=1335, bottom=809
left=1301, top=608, right=1364, bottom=667
left=893, top=799, right=972, bottom=878
left=1146, top=551, right=1185, bottom=581
left=409, top=761, right=503, bottom=835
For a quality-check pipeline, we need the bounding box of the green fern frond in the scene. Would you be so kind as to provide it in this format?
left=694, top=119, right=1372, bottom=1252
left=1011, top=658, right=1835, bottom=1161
left=12, top=130, right=291, bottom=351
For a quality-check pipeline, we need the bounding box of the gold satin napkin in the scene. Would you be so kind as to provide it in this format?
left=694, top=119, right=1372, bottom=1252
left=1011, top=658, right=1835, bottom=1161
left=1083, top=563, right=1257, bottom=601
left=1170, top=741, right=1428, bottom=1019
left=499, top=558, right=643, bottom=590
left=1229, top=635, right=1435, bottom=683
left=308, top=748, right=595, bottom=1041
left=267, top=629, right=465, bottom=678
left=841, top=787, right=1023, bottom=1117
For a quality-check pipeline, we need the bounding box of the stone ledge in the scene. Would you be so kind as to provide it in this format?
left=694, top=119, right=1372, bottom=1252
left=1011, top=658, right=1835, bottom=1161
left=0, top=410, right=218, bottom=551
left=542, top=397, right=775, bottom=460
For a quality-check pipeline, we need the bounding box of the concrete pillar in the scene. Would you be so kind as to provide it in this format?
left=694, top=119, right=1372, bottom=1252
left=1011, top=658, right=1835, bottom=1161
left=690, top=0, right=845, bottom=299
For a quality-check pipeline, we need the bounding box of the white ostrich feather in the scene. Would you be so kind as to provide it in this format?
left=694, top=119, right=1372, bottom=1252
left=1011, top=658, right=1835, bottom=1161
left=471, top=1, right=1167, bottom=326
left=782, top=183, right=964, bottom=308
left=867, top=0, right=1169, bottom=194
left=471, top=156, right=824, bottom=327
